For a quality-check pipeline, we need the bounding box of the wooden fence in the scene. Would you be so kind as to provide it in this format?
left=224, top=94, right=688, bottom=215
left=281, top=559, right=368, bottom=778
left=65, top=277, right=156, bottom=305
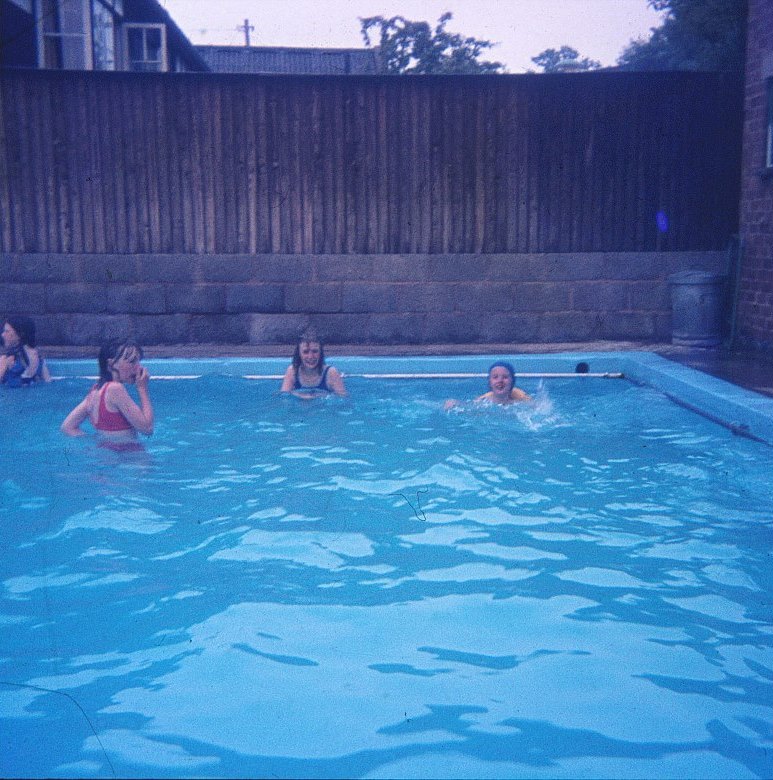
left=0, top=69, right=742, bottom=255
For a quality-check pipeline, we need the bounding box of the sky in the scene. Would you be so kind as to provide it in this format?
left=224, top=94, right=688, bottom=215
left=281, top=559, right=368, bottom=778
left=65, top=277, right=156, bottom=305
left=159, top=0, right=665, bottom=73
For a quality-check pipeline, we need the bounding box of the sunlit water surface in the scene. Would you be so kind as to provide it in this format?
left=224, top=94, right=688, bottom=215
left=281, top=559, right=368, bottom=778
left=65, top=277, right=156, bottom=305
left=1, top=375, right=771, bottom=778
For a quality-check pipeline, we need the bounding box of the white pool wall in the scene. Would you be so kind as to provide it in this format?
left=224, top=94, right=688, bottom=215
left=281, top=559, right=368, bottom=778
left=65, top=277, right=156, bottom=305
left=48, top=351, right=773, bottom=445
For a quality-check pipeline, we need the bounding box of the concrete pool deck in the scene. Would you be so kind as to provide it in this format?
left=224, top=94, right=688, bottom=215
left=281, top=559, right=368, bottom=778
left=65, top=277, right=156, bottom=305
left=657, top=344, right=773, bottom=400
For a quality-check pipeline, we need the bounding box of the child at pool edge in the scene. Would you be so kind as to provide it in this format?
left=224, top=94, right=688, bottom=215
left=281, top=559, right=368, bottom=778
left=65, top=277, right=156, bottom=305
left=444, top=361, right=532, bottom=410
left=280, top=332, right=347, bottom=398
left=60, top=339, right=154, bottom=440
left=0, top=315, right=51, bottom=386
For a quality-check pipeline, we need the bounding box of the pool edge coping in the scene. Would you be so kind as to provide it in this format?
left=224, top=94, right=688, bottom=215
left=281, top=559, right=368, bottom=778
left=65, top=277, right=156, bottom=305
left=46, top=351, right=773, bottom=446
left=616, top=352, right=773, bottom=445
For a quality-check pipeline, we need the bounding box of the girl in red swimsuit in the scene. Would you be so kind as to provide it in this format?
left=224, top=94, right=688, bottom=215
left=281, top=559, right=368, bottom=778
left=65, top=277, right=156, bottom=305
left=61, top=339, right=154, bottom=443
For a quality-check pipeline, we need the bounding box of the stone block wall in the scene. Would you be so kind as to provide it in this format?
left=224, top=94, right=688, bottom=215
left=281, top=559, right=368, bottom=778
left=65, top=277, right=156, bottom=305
left=0, top=252, right=725, bottom=346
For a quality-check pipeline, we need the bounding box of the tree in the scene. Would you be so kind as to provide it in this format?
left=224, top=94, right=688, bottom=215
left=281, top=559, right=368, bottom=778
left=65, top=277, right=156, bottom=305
left=616, top=0, right=747, bottom=72
left=530, top=46, right=602, bottom=73
left=360, top=12, right=504, bottom=74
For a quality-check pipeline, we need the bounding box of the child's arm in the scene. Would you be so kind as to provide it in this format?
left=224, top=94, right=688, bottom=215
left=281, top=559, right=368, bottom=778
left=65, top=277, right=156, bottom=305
left=326, top=367, right=347, bottom=397
left=20, top=346, right=40, bottom=380
left=111, top=370, right=154, bottom=434
left=61, top=394, right=93, bottom=436
left=280, top=365, right=296, bottom=393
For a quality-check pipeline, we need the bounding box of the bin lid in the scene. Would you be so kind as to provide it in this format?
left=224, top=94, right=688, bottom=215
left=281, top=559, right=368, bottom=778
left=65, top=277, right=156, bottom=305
left=668, top=270, right=726, bottom=285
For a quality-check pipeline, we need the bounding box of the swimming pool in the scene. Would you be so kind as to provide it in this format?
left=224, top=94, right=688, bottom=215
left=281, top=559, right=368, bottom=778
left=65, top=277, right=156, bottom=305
left=1, top=353, right=771, bottom=778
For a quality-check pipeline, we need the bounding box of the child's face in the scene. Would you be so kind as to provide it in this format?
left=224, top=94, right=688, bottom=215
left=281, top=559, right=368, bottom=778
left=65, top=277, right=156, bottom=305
left=110, top=346, right=142, bottom=383
left=2, top=322, right=20, bottom=349
left=488, top=366, right=514, bottom=399
left=299, top=341, right=322, bottom=370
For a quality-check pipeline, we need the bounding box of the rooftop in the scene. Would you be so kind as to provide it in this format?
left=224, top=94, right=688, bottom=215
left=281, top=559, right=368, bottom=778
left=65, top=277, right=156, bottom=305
left=195, top=45, right=380, bottom=75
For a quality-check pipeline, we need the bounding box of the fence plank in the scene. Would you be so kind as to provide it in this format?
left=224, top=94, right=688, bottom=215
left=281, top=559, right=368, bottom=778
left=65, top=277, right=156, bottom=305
left=0, top=77, right=12, bottom=251
left=0, top=70, right=742, bottom=255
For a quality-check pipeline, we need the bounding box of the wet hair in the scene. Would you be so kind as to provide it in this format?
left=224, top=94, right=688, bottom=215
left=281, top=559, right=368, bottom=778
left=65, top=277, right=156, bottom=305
left=575, top=361, right=590, bottom=374
left=291, top=330, right=326, bottom=373
left=97, top=338, right=143, bottom=387
left=5, top=315, right=36, bottom=348
left=487, top=361, right=516, bottom=388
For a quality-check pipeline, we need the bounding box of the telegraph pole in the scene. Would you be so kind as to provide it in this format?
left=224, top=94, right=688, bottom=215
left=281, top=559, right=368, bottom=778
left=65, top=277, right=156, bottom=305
left=237, top=19, right=254, bottom=47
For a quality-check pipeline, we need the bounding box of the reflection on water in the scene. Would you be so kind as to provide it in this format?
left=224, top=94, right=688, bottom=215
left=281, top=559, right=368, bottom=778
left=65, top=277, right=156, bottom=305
left=1, top=376, right=771, bottom=778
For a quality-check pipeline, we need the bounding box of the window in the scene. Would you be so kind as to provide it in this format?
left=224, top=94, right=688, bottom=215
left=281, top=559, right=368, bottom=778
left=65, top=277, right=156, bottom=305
left=125, top=24, right=167, bottom=72
left=91, top=0, right=116, bottom=70
left=40, top=0, right=89, bottom=69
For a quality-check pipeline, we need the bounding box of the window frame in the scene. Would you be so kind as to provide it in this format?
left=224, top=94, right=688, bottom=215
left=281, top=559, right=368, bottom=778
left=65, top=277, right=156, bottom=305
left=124, top=23, right=168, bottom=72
left=91, top=0, right=118, bottom=71
left=37, top=0, right=92, bottom=70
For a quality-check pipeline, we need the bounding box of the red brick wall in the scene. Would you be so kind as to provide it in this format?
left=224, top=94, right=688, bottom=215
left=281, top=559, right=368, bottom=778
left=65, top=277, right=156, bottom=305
left=738, top=0, right=773, bottom=347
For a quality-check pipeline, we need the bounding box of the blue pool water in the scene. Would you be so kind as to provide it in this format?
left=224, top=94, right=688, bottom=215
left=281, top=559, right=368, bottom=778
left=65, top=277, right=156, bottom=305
left=1, top=355, right=772, bottom=778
